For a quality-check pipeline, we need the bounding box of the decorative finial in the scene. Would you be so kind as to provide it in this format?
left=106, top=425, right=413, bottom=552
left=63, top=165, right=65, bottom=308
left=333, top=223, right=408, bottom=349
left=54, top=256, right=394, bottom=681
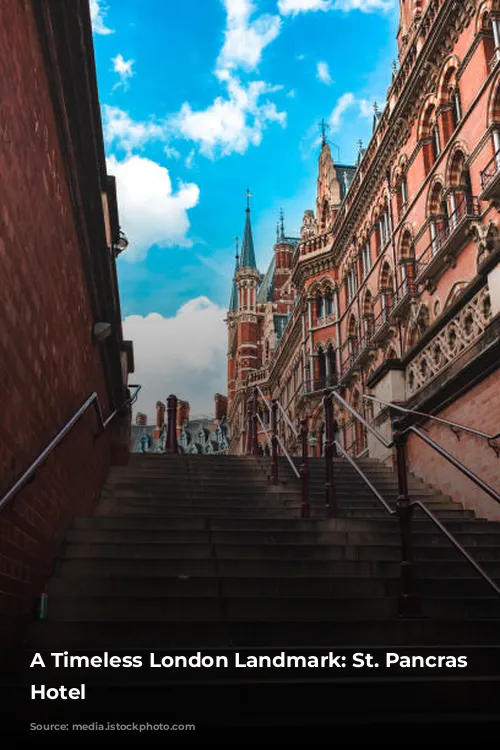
left=245, top=187, right=253, bottom=211
left=392, top=59, right=398, bottom=74
left=357, top=139, right=364, bottom=165
left=280, top=208, right=285, bottom=239
left=235, top=236, right=239, bottom=263
left=276, top=221, right=280, bottom=242
left=320, top=117, right=329, bottom=146
left=373, top=101, right=379, bottom=117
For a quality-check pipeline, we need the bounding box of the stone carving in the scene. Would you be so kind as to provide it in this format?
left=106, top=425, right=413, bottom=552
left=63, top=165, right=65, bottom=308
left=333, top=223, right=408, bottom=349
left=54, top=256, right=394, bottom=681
left=301, top=209, right=318, bottom=240
left=406, top=286, right=492, bottom=396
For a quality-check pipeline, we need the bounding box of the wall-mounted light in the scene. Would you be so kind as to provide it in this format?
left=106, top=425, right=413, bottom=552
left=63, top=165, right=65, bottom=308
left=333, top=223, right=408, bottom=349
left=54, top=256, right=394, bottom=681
left=308, top=435, right=317, bottom=447
left=113, top=229, right=129, bottom=258
left=93, top=322, right=112, bottom=344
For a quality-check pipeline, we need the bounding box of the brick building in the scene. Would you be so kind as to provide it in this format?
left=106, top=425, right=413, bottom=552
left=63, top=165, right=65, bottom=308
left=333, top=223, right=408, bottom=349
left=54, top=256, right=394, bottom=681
left=227, top=0, right=500, bottom=519
left=0, top=1, right=134, bottom=648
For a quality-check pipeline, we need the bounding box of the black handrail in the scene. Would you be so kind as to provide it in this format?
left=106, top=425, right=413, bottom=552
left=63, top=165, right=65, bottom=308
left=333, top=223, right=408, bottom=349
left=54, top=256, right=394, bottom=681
left=0, top=385, right=142, bottom=513
left=326, top=388, right=500, bottom=602
left=363, top=393, right=500, bottom=445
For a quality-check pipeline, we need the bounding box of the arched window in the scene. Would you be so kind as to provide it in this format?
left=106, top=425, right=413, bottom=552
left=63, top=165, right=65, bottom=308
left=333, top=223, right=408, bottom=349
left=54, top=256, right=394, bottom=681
left=380, top=262, right=394, bottom=317
left=321, top=199, right=330, bottom=232
left=448, top=150, right=472, bottom=226
left=324, top=288, right=334, bottom=316
left=399, top=229, right=416, bottom=294
left=348, top=315, right=358, bottom=359
left=326, top=344, right=336, bottom=386
left=316, top=346, right=326, bottom=389
left=315, top=291, right=323, bottom=320
left=449, top=87, right=462, bottom=130
left=428, top=181, right=447, bottom=256
left=421, top=104, right=440, bottom=173
left=362, top=289, right=374, bottom=339
left=361, top=239, right=371, bottom=277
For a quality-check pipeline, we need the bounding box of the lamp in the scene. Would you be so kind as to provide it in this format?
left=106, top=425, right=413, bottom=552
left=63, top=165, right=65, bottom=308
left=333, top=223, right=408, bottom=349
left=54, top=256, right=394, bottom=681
left=308, top=434, right=317, bottom=447
left=113, top=229, right=129, bottom=257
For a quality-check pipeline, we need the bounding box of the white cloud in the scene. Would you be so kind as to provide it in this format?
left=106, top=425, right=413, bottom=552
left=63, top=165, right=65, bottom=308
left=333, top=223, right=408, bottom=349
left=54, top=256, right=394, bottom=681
left=173, top=74, right=286, bottom=158
left=329, top=92, right=355, bottom=131
left=278, top=0, right=332, bottom=14
left=287, top=89, right=296, bottom=98
left=103, top=106, right=165, bottom=154
left=107, top=154, right=200, bottom=262
left=359, top=98, right=374, bottom=118
left=217, top=0, right=282, bottom=73
left=316, top=61, right=333, bottom=85
left=123, top=298, right=227, bottom=417
left=278, top=0, right=394, bottom=13
left=185, top=149, right=196, bottom=169
left=164, top=145, right=181, bottom=160
left=90, top=0, right=113, bottom=34
left=112, top=54, right=134, bottom=90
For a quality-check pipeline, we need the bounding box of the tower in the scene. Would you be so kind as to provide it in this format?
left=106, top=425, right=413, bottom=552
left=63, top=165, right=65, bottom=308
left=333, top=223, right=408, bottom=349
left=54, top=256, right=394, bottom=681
left=273, top=209, right=294, bottom=299
left=235, top=190, right=260, bottom=384
left=227, top=238, right=239, bottom=407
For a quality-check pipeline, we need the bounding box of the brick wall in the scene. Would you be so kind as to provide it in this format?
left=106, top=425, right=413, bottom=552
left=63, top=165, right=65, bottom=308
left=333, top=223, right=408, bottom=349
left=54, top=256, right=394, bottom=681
left=0, top=2, right=115, bottom=650
left=407, top=370, right=500, bottom=520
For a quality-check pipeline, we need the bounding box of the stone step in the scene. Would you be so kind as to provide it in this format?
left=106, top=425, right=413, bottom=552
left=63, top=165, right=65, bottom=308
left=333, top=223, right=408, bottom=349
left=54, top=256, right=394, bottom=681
left=45, top=575, right=499, bottom=599
left=71, top=515, right=496, bottom=533
left=22, top=617, right=500, bottom=649
left=64, top=528, right=500, bottom=546
left=25, top=594, right=500, bottom=623
left=59, top=541, right=499, bottom=561
left=53, top=556, right=500, bottom=579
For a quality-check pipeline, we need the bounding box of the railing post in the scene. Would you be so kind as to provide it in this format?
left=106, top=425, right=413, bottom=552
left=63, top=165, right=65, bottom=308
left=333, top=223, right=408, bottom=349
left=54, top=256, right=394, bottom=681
left=392, top=417, right=421, bottom=617
left=164, top=394, right=178, bottom=454
left=245, top=396, right=253, bottom=455
left=252, top=387, right=260, bottom=456
left=270, top=399, right=279, bottom=485
left=323, top=389, right=336, bottom=518
left=300, top=418, right=310, bottom=519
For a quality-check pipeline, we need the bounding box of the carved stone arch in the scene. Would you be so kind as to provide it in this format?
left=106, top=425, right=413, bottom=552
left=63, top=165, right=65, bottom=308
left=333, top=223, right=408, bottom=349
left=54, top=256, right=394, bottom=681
left=436, top=55, right=461, bottom=104
left=418, top=94, right=439, bottom=140
left=384, top=341, right=400, bottom=360
left=487, top=74, right=500, bottom=125
left=325, top=337, right=335, bottom=349
left=378, top=259, right=394, bottom=291
left=426, top=175, right=446, bottom=216
left=444, top=280, right=468, bottom=309
left=362, top=287, right=374, bottom=317
left=476, top=0, right=494, bottom=34
left=308, top=280, right=321, bottom=296
left=398, top=225, right=415, bottom=259
left=315, top=340, right=326, bottom=353
left=319, top=275, right=333, bottom=291
left=445, top=141, right=470, bottom=187
left=348, top=313, right=358, bottom=337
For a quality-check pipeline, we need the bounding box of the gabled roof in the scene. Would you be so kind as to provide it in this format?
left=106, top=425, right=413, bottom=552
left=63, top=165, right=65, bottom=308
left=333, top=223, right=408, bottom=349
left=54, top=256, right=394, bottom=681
left=256, top=256, right=275, bottom=303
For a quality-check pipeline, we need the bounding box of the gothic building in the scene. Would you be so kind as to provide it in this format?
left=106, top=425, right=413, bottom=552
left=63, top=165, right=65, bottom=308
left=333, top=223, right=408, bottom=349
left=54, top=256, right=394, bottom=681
left=227, top=0, right=500, bottom=521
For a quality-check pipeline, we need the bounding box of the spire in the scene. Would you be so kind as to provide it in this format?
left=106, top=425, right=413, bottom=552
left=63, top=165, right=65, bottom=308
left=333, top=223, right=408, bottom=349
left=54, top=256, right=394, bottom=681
left=240, top=189, right=257, bottom=268
left=229, top=237, right=239, bottom=312
left=280, top=208, right=285, bottom=240
left=320, top=118, right=329, bottom=147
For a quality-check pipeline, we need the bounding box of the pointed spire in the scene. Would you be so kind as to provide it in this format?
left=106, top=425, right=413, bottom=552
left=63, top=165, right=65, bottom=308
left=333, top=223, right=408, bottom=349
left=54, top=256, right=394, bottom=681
left=320, top=117, right=330, bottom=146
left=229, top=237, right=239, bottom=312
left=280, top=208, right=285, bottom=240
left=276, top=221, right=280, bottom=242
left=240, top=189, right=257, bottom=268
left=357, top=139, right=364, bottom=165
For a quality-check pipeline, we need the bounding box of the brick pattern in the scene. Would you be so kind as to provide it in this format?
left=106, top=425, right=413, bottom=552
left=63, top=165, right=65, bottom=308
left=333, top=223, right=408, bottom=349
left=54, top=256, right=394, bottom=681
left=0, top=2, right=113, bottom=647
left=407, top=370, right=500, bottom=521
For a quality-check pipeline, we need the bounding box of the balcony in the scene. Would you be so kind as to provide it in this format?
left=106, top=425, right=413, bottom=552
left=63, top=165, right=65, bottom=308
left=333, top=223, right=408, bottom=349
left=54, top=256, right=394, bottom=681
left=390, top=275, right=418, bottom=319
left=302, top=375, right=338, bottom=397
left=415, top=196, right=480, bottom=286
left=480, top=149, right=500, bottom=203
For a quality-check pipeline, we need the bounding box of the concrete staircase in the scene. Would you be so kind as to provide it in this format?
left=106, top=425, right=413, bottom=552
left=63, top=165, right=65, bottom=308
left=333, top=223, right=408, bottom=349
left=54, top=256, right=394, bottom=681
left=15, top=454, right=500, bottom=725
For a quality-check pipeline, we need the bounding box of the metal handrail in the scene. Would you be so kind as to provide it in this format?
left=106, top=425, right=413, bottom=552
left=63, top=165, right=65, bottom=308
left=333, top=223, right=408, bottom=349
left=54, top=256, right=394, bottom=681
left=333, top=438, right=500, bottom=598
left=362, top=393, right=500, bottom=442
left=0, top=385, right=142, bottom=513
left=256, top=412, right=273, bottom=449
left=276, top=400, right=299, bottom=437
left=276, top=434, right=300, bottom=479
left=330, top=389, right=500, bottom=503
left=480, top=147, right=500, bottom=190
left=255, top=384, right=272, bottom=413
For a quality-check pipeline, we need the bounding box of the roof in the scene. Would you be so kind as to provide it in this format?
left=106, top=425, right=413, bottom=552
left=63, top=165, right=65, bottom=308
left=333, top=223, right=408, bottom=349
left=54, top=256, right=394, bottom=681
left=240, top=208, right=257, bottom=268
left=256, top=256, right=275, bottom=303
left=229, top=252, right=239, bottom=311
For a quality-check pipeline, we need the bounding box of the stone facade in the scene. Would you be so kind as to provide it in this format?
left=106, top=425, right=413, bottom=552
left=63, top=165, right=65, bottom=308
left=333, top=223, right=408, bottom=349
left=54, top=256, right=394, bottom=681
left=227, top=0, right=500, bottom=517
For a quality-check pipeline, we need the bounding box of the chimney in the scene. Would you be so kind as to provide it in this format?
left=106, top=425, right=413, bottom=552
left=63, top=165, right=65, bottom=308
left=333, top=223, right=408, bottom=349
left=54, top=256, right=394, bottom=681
left=177, top=400, right=190, bottom=434
left=154, top=401, right=165, bottom=439
left=214, top=394, right=228, bottom=422
left=136, top=412, right=148, bottom=427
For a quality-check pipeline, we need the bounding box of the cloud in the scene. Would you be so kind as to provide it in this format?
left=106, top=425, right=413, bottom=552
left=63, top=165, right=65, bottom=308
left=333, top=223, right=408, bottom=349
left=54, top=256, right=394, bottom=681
left=278, top=0, right=332, bottom=14
left=90, top=0, right=113, bottom=34
left=172, top=73, right=286, bottom=158
left=278, top=0, right=394, bottom=13
left=329, top=92, right=355, bottom=131
left=217, top=0, right=282, bottom=73
left=112, top=54, right=134, bottom=90
left=123, top=298, right=227, bottom=418
left=107, top=154, right=200, bottom=262
left=287, top=89, right=297, bottom=98
left=103, top=106, right=165, bottom=154
left=316, top=61, right=333, bottom=85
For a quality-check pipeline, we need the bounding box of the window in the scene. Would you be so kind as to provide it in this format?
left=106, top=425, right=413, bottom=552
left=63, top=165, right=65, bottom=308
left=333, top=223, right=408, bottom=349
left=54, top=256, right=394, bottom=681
left=347, top=268, right=358, bottom=302
left=400, top=176, right=408, bottom=207
left=379, top=211, right=390, bottom=247
left=316, top=292, right=323, bottom=319
left=431, top=124, right=441, bottom=162
left=362, top=242, right=371, bottom=277
left=325, top=289, right=334, bottom=316
left=450, top=88, right=462, bottom=130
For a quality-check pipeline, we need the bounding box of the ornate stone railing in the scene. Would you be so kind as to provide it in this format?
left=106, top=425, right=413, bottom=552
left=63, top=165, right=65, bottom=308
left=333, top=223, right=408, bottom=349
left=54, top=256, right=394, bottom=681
left=406, top=285, right=492, bottom=396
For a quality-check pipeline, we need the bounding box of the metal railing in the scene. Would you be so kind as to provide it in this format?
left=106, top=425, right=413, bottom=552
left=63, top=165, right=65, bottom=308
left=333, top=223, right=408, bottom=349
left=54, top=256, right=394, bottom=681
left=480, top=147, right=500, bottom=190
left=0, top=385, right=142, bottom=514
left=323, top=388, right=500, bottom=614
left=362, top=394, right=500, bottom=456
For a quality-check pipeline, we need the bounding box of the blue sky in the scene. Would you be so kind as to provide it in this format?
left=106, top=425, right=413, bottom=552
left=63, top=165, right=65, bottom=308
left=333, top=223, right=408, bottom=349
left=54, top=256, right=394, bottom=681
left=90, top=0, right=399, bottom=418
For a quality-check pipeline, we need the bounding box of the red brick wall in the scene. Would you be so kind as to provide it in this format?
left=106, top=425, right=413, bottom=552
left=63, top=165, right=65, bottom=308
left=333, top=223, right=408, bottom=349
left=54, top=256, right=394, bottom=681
left=0, top=2, right=113, bottom=650
left=407, top=371, right=500, bottom=520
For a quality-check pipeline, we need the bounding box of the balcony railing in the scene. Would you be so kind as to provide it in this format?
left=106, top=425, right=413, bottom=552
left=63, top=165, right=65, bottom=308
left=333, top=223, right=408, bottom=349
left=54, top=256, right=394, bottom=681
left=391, top=273, right=418, bottom=317
left=480, top=148, right=500, bottom=194
left=415, top=195, right=480, bottom=283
